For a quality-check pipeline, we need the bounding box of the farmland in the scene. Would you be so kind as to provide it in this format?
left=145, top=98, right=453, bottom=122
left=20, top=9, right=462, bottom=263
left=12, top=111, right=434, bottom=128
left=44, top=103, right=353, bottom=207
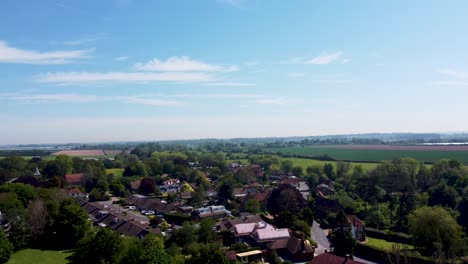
left=265, top=145, right=468, bottom=164
left=52, top=150, right=122, bottom=157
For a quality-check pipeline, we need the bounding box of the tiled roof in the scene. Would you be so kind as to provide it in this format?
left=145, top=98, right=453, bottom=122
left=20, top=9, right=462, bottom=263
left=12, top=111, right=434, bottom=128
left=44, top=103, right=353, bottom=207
left=235, top=223, right=257, bottom=235
left=347, top=215, right=365, bottom=227
left=311, top=253, right=366, bottom=264
left=65, top=173, right=84, bottom=185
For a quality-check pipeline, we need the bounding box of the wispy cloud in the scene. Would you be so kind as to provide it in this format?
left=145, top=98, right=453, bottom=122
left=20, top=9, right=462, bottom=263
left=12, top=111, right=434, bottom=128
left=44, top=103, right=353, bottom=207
left=341, top=58, right=351, bottom=64
left=63, top=37, right=100, bottom=46
left=432, top=69, right=468, bottom=87
left=255, top=98, right=289, bottom=105
left=1, top=92, right=183, bottom=106
left=287, top=72, right=306, bottom=78
left=307, top=51, right=343, bottom=65
left=134, top=56, right=237, bottom=72
left=0, top=40, right=91, bottom=64
left=439, top=69, right=468, bottom=79
left=114, top=56, right=130, bottom=61
left=35, top=71, right=212, bottom=84
left=431, top=81, right=468, bottom=87
left=203, top=82, right=255, bottom=86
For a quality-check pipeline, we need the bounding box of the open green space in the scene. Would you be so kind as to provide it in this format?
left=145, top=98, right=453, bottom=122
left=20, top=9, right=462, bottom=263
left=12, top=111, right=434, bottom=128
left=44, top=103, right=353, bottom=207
left=7, top=249, right=72, bottom=264
left=106, top=168, right=124, bottom=177
left=366, top=237, right=414, bottom=250
left=265, top=146, right=468, bottom=164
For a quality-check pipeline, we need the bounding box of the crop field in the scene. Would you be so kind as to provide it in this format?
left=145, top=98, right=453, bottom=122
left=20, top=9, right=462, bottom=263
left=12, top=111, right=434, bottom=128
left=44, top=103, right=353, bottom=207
left=265, top=145, right=468, bottom=164
left=283, top=158, right=378, bottom=171
left=52, top=150, right=121, bottom=157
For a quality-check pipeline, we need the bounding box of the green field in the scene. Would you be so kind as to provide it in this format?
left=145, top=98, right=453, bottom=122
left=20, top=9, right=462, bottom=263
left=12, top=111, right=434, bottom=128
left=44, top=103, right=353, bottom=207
left=266, top=146, right=468, bottom=164
left=283, top=157, right=378, bottom=171
left=366, top=237, right=414, bottom=250
left=106, top=168, right=124, bottom=177
left=7, top=249, right=72, bottom=264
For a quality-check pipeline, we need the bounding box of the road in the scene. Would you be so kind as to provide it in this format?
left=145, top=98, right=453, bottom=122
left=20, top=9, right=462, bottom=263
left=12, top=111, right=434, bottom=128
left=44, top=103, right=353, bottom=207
left=311, top=221, right=377, bottom=264
left=96, top=201, right=149, bottom=224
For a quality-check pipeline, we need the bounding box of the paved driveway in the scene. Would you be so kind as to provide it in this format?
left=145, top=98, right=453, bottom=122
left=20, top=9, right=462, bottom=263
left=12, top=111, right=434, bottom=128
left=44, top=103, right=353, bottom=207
left=311, top=221, right=377, bottom=264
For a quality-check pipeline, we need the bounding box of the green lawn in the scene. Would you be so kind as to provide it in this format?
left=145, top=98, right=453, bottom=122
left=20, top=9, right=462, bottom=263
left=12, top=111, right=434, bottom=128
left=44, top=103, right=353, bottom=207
left=366, top=237, right=414, bottom=250
left=7, top=249, right=72, bottom=264
left=106, top=168, right=125, bottom=177
left=265, top=146, right=468, bottom=164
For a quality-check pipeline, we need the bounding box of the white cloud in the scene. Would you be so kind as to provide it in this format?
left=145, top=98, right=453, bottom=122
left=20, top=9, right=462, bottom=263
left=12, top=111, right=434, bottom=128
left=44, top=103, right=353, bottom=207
left=35, top=71, right=212, bottom=83
left=114, top=56, right=130, bottom=61
left=431, top=81, right=468, bottom=87
left=134, top=56, right=237, bottom=72
left=0, top=40, right=91, bottom=64
left=306, top=51, right=343, bottom=65
left=439, top=69, right=468, bottom=79
left=287, top=72, right=306, bottom=78
left=203, top=82, right=255, bottom=86
left=341, top=58, right=351, bottom=64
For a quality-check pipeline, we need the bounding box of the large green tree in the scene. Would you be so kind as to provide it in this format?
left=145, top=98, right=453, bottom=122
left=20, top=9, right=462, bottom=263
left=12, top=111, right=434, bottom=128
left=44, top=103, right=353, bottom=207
left=408, top=206, right=463, bottom=255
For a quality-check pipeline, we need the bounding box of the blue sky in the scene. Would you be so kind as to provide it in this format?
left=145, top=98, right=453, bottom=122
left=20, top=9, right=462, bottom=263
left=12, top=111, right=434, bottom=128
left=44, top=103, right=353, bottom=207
left=1, top=0, right=468, bottom=144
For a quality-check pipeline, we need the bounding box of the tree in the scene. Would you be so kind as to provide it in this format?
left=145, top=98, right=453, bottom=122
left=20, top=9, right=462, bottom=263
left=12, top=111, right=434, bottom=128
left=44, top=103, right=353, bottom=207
left=408, top=206, right=463, bottom=255
left=26, top=199, right=48, bottom=243
left=323, top=163, right=335, bottom=180
left=72, top=228, right=125, bottom=264
left=428, top=181, right=458, bottom=209
left=54, top=200, right=90, bottom=248
left=244, top=198, right=261, bottom=214
left=275, top=211, right=297, bottom=228
left=291, top=166, right=303, bottom=177
left=281, top=160, right=293, bottom=173
left=336, top=161, right=351, bottom=178
left=198, top=218, right=216, bottom=243
left=0, top=230, right=13, bottom=264
left=329, top=211, right=356, bottom=257
left=267, top=184, right=307, bottom=215
left=139, top=177, right=157, bottom=196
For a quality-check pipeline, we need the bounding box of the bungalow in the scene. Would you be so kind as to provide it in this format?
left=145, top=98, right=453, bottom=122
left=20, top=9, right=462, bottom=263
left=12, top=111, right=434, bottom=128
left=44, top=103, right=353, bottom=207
left=65, top=188, right=88, bottom=200
left=193, top=205, right=231, bottom=219
left=65, top=173, right=84, bottom=186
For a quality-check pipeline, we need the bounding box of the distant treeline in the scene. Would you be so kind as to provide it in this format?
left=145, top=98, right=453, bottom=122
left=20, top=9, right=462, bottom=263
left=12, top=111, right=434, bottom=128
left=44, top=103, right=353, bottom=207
left=0, top=150, right=52, bottom=157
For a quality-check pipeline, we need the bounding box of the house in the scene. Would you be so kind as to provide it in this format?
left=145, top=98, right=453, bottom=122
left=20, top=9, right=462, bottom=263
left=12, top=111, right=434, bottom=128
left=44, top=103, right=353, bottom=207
left=236, top=250, right=265, bottom=263
left=65, top=188, right=88, bottom=200
left=311, top=252, right=366, bottom=264
left=193, top=205, right=231, bottom=219
left=159, top=179, right=180, bottom=193
left=317, top=183, right=334, bottom=197
left=65, top=173, right=84, bottom=186
left=281, top=177, right=310, bottom=200
left=230, top=220, right=314, bottom=262
left=217, top=214, right=263, bottom=232
left=128, top=180, right=141, bottom=191
left=347, top=215, right=366, bottom=241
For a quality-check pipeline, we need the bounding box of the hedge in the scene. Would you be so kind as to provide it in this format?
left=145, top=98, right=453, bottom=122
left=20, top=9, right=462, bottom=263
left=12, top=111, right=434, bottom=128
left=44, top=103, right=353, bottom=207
left=354, top=243, right=432, bottom=264
left=365, top=227, right=412, bottom=245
